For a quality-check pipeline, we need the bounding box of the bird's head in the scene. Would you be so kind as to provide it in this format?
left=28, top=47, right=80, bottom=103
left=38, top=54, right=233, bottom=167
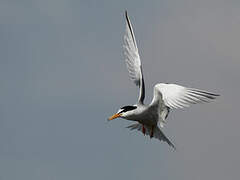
left=108, top=105, right=137, bottom=120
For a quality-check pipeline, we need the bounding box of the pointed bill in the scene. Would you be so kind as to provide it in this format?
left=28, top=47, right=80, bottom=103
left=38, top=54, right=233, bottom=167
left=108, top=113, right=121, bottom=121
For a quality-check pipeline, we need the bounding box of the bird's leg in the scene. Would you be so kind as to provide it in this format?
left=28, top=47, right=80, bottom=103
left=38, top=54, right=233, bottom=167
left=141, top=124, right=146, bottom=135
left=150, top=126, right=154, bottom=138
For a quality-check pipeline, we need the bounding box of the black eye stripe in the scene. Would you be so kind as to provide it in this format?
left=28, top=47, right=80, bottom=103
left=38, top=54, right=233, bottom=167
left=120, top=106, right=137, bottom=113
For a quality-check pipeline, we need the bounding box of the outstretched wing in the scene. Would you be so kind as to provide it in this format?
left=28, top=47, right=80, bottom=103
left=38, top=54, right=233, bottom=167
left=123, top=11, right=145, bottom=104
left=151, top=83, right=219, bottom=109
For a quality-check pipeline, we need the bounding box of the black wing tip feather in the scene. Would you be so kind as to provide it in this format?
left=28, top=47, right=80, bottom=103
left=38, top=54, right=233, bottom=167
left=125, top=10, right=129, bottom=23
left=124, top=10, right=137, bottom=49
left=188, top=88, right=220, bottom=97
left=187, top=88, right=220, bottom=101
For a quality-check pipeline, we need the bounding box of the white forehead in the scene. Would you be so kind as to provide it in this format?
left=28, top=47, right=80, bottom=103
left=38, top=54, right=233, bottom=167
left=117, top=109, right=123, bottom=113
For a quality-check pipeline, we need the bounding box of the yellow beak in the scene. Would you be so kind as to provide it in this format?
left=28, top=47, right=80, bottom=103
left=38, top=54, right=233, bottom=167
left=108, top=113, right=121, bottom=120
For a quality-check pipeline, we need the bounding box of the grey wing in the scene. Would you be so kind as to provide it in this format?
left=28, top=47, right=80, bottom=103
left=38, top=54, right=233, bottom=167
left=151, top=83, right=219, bottom=109
left=123, top=11, right=145, bottom=104
left=150, top=83, right=219, bottom=126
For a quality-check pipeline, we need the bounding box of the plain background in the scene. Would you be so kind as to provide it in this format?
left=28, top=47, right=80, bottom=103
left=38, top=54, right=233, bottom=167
left=0, top=0, right=239, bottom=179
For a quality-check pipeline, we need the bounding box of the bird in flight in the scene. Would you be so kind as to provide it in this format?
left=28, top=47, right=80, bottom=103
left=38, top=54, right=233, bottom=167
left=108, top=11, right=219, bottom=149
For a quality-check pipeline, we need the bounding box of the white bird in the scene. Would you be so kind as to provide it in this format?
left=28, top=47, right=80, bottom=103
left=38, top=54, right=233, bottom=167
left=108, top=11, right=219, bottom=149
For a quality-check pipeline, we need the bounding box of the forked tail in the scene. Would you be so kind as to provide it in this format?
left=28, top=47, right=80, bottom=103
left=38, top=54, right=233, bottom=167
left=126, top=123, right=175, bottom=150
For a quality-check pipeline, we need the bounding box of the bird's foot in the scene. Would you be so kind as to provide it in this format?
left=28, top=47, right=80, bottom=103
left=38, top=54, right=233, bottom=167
left=150, top=126, right=154, bottom=138
left=142, top=124, right=146, bottom=135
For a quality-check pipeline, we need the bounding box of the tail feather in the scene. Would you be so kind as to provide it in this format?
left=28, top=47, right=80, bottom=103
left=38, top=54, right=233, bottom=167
left=126, top=123, right=175, bottom=150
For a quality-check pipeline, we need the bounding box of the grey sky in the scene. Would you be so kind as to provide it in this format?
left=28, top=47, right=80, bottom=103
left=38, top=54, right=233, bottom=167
left=0, top=0, right=239, bottom=179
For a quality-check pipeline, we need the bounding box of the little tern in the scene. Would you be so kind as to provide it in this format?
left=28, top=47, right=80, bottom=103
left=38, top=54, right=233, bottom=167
left=109, top=11, right=219, bottom=149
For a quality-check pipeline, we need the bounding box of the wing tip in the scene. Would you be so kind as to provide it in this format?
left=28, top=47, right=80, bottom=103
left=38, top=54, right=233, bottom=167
left=187, top=88, right=220, bottom=100
left=188, top=88, right=220, bottom=96
left=125, top=10, right=129, bottom=22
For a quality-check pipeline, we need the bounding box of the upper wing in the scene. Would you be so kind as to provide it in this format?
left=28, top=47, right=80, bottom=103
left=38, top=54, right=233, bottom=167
left=151, top=83, right=219, bottom=109
left=123, top=11, right=145, bottom=104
